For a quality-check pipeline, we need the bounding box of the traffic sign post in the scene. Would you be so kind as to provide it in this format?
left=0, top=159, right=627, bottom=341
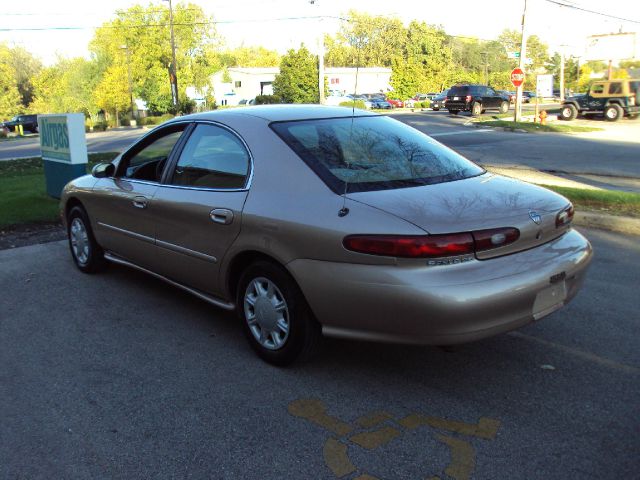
left=512, top=67, right=526, bottom=123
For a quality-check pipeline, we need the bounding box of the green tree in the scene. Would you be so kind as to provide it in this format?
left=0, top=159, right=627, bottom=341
left=223, top=46, right=280, bottom=67
left=273, top=46, right=321, bottom=103
left=90, top=2, right=221, bottom=114
left=94, top=64, right=131, bottom=125
left=5, top=45, right=42, bottom=108
left=0, top=45, right=26, bottom=120
left=325, top=11, right=406, bottom=67
left=31, top=57, right=101, bottom=125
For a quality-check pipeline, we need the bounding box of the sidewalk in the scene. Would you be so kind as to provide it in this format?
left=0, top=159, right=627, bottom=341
left=485, top=165, right=640, bottom=236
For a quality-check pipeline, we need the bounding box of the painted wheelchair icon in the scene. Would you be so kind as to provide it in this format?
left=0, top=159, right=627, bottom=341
left=289, top=399, right=501, bottom=480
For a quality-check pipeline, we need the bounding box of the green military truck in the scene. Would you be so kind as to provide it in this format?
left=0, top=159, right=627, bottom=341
left=559, top=79, right=640, bottom=122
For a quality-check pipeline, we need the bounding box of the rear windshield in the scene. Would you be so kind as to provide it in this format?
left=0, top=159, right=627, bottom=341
left=270, top=116, right=484, bottom=193
left=448, top=86, right=472, bottom=95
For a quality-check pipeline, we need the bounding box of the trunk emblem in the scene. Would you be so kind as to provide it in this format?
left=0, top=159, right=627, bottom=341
left=529, top=211, right=542, bottom=225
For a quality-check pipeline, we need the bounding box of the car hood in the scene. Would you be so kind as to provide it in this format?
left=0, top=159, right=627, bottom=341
left=347, top=172, right=572, bottom=259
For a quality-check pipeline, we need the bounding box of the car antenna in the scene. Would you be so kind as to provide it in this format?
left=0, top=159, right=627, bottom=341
left=339, top=34, right=362, bottom=218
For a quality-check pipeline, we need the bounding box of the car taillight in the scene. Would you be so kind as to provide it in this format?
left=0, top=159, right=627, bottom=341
left=556, top=205, right=574, bottom=228
left=343, top=233, right=474, bottom=258
left=465, top=95, right=472, bottom=103
left=343, top=228, right=520, bottom=259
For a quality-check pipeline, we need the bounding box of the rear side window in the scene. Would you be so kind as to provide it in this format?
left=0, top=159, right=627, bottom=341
left=170, top=124, right=249, bottom=189
left=608, top=82, right=622, bottom=94
left=591, top=84, right=605, bottom=95
left=271, top=116, right=484, bottom=193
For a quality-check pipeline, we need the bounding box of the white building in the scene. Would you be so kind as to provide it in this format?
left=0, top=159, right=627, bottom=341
left=210, top=67, right=392, bottom=104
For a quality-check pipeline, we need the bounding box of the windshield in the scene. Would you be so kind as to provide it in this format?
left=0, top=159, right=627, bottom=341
left=271, top=116, right=484, bottom=193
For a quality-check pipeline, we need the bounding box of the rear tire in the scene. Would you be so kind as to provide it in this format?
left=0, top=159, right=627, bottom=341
left=237, top=261, right=321, bottom=366
left=471, top=102, right=482, bottom=116
left=432, top=107, right=439, bottom=111
left=559, top=104, right=578, bottom=121
left=67, top=206, right=107, bottom=273
left=604, top=104, right=623, bottom=122
left=448, top=110, right=459, bottom=115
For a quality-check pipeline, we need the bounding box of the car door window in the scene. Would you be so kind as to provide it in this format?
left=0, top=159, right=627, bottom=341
left=118, top=127, right=185, bottom=182
left=170, top=124, right=250, bottom=190
left=591, top=84, right=605, bottom=95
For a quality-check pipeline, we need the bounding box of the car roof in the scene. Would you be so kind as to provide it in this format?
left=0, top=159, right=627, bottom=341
left=175, top=105, right=379, bottom=123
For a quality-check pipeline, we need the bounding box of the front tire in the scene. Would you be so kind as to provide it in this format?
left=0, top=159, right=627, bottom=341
left=604, top=104, right=623, bottom=122
left=67, top=206, right=106, bottom=273
left=499, top=101, right=509, bottom=114
left=448, top=110, right=459, bottom=115
left=432, top=107, right=439, bottom=111
left=237, top=261, right=321, bottom=366
left=560, top=104, right=578, bottom=121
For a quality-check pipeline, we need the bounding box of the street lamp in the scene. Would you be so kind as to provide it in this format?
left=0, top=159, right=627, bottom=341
left=120, top=44, right=136, bottom=123
left=162, top=0, right=179, bottom=108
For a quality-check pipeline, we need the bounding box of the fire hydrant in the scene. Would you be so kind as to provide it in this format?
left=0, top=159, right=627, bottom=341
left=539, top=110, right=548, bottom=125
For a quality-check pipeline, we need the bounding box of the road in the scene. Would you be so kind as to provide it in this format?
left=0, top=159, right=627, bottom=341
left=1, top=227, right=638, bottom=479
left=2, top=112, right=639, bottom=181
left=395, top=111, right=640, bottom=179
left=0, top=128, right=143, bottom=161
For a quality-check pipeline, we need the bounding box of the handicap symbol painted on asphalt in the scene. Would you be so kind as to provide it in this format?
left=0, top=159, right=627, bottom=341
left=288, top=399, right=501, bottom=480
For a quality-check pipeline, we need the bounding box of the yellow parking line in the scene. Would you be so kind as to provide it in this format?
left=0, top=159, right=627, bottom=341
left=323, top=438, right=356, bottom=477
left=350, top=426, right=402, bottom=450
left=288, top=398, right=353, bottom=436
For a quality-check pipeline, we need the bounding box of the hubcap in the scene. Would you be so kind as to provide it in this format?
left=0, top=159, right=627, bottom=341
left=244, top=277, right=290, bottom=350
left=70, top=217, right=90, bottom=265
left=607, top=108, right=617, bottom=119
left=563, top=107, right=572, bottom=117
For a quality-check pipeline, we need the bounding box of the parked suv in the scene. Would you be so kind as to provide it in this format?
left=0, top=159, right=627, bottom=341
left=446, top=85, right=510, bottom=116
left=0, top=114, right=39, bottom=133
left=559, top=79, right=640, bottom=122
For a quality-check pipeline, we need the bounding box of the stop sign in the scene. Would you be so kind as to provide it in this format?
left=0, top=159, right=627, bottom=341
left=511, top=68, right=525, bottom=87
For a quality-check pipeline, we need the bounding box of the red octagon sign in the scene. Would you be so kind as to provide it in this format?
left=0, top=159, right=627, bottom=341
left=511, top=68, right=525, bottom=87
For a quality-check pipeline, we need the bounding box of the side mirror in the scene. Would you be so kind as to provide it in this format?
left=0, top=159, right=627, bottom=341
left=91, top=163, right=115, bottom=178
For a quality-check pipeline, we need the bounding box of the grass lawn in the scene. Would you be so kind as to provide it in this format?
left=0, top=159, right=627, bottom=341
left=543, top=185, right=640, bottom=218
left=0, top=152, right=119, bottom=228
left=476, top=120, right=602, bottom=133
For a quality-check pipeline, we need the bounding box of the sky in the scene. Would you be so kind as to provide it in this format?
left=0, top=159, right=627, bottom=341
left=0, top=0, right=638, bottom=65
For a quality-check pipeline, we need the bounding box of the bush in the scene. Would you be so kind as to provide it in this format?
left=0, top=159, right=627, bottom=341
left=419, top=100, right=431, bottom=109
left=141, top=114, right=175, bottom=126
left=339, top=100, right=367, bottom=110
left=93, top=122, right=108, bottom=132
left=255, top=94, right=282, bottom=105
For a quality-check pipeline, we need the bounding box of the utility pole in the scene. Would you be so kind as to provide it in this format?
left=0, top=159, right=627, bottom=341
left=514, top=0, right=528, bottom=122
left=121, top=44, right=136, bottom=122
left=164, top=0, right=179, bottom=108
left=559, top=49, right=565, bottom=102
left=310, top=0, right=325, bottom=104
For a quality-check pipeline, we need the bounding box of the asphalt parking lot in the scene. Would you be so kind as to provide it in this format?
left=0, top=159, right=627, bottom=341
left=1, top=227, right=638, bottom=479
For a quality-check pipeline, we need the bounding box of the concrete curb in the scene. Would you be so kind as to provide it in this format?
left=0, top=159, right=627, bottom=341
left=574, top=211, right=640, bottom=236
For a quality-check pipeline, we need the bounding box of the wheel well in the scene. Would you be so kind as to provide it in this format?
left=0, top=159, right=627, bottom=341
left=226, top=251, right=289, bottom=302
left=64, top=197, right=84, bottom=222
left=605, top=100, right=623, bottom=107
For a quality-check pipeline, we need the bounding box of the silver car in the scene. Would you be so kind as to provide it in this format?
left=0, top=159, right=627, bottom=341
left=62, top=105, right=592, bottom=365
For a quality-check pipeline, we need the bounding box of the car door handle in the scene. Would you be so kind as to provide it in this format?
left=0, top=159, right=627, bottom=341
left=132, top=196, right=148, bottom=209
left=210, top=208, right=234, bottom=225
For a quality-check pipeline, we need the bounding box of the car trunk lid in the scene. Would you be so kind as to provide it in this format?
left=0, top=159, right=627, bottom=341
left=347, top=172, right=572, bottom=259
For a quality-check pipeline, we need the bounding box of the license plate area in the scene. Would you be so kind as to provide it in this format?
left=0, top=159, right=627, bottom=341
left=453, top=96, right=460, bottom=100
left=533, top=282, right=567, bottom=320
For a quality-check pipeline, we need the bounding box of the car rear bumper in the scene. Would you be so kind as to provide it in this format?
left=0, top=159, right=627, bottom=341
left=287, top=229, right=592, bottom=345
left=446, top=101, right=470, bottom=111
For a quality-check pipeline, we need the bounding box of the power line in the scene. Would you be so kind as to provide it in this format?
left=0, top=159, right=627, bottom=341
left=543, top=0, right=640, bottom=24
